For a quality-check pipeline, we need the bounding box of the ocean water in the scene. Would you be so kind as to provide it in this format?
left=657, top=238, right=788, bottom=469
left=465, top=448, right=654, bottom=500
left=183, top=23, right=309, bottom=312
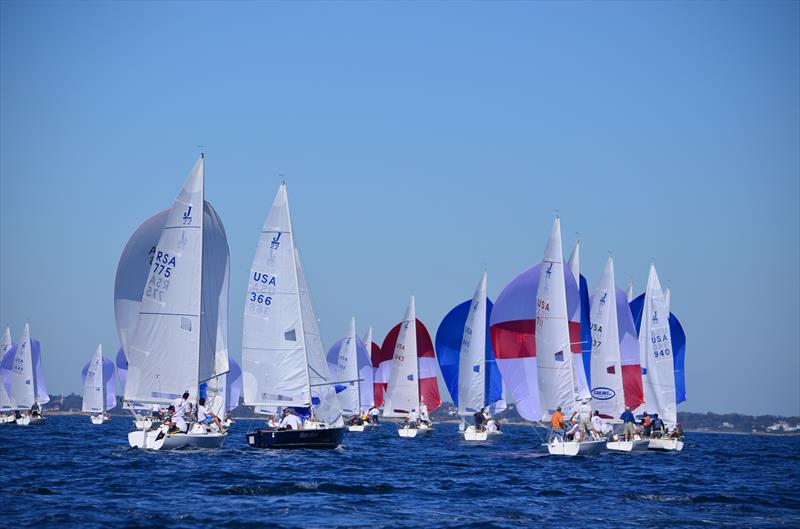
left=1, top=416, right=798, bottom=529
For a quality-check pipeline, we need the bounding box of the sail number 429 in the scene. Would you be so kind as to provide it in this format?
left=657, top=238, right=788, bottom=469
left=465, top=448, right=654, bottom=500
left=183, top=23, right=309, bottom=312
left=250, top=292, right=272, bottom=305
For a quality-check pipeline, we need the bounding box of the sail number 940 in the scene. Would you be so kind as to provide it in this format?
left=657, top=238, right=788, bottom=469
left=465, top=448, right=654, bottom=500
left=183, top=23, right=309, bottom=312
left=250, top=292, right=272, bottom=305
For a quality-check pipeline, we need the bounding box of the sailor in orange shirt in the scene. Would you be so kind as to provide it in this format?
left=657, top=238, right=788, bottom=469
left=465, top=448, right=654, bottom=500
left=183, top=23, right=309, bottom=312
left=551, top=406, right=565, bottom=440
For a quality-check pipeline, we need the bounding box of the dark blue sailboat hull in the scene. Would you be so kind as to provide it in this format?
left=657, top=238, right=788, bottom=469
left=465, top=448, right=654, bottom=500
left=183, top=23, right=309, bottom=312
left=246, top=427, right=346, bottom=449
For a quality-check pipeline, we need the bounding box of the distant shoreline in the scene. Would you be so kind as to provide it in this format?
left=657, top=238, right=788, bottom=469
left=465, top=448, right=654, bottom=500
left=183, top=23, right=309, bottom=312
left=38, top=411, right=800, bottom=435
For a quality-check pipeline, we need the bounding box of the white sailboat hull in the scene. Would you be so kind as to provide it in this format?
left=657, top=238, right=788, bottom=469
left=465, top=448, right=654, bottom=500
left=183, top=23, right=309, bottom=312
left=347, top=424, right=368, bottom=432
left=90, top=415, right=108, bottom=425
left=14, top=416, right=31, bottom=425
left=648, top=438, right=684, bottom=451
left=463, top=426, right=488, bottom=441
left=128, top=426, right=227, bottom=450
left=547, top=439, right=607, bottom=456
left=133, top=418, right=160, bottom=429
left=399, top=424, right=431, bottom=438
left=1, top=414, right=16, bottom=424
left=607, top=439, right=649, bottom=452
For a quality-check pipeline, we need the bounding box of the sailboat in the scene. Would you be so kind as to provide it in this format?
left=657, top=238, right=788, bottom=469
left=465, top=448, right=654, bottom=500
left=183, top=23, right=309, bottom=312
left=533, top=219, right=604, bottom=456
left=383, top=296, right=442, bottom=438
left=586, top=257, right=646, bottom=452
left=0, top=323, right=49, bottom=424
left=630, top=267, right=685, bottom=451
left=123, top=156, right=231, bottom=450
left=0, top=327, right=16, bottom=423
left=242, top=183, right=345, bottom=450
left=327, top=318, right=374, bottom=432
left=82, top=344, right=116, bottom=424
left=567, top=242, right=592, bottom=397
left=436, top=272, right=504, bottom=441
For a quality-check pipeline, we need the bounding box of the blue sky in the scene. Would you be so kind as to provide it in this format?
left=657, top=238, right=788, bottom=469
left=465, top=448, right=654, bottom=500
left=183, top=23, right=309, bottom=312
left=1, top=1, right=797, bottom=416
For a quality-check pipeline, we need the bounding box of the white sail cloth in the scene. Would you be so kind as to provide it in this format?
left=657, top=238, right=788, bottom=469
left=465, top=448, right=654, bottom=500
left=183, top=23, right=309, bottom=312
left=458, top=272, right=488, bottom=415
left=0, top=327, right=15, bottom=411
left=635, top=264, right=677, bottom=425
left=123, top=157, right=229, bottom=406
left=384, top=296, right=420, bottom=417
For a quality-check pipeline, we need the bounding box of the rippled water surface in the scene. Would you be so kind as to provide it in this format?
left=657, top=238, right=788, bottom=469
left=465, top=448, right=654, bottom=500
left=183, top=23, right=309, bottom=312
left=1, top=416, right=798, bottom=528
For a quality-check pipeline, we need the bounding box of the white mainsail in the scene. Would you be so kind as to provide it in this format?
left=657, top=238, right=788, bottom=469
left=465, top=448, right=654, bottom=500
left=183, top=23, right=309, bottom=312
left=8, top=323, right=35, bottom=410
left=384, top=296, right=420, bottom=417
left=589, top=257, right=625, bottom=418
left=636, top=263, right=677, bottom=425
left=242, top=183, right=311, bottom=408
left=626, top=280, right=634, bottom=303
left=0, top=327, right=15, bottom=411
left=124, top=157, right=228, bottom=406
left=295, top=247, right=341, bottom=424
left=458, top=271, right=487, bottom=415
left=333, top=318, right=360, bottom=414
left=566, top=240, right=591, bottom=402
left=82, top=344, right=107, bottom=413
left=535, top=218, right=576, bottom=419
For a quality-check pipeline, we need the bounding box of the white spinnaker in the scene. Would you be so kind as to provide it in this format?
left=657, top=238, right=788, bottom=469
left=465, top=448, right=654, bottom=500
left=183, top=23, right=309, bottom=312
left=199, top=198, right=230, bottom=386
left=384, top=296, right=420, bottom=417
left=664, top=287, right=671, bottom=315
left=83, top=344, right=106, bottom=413
left=124, top=158, right=204, bottom=406
left=458, top=271, right=487, bottom=415
left=9, top=323, right=35, bottom=410
left=114, top=210, right=168, bottom=365
left=334, top=318, right=360, bottom=414
left=0, top=327, right=14, bottom=411
left=295, top=247, right=342, bottom=425
left=589, top=257, right=625, bottom=418
left=637, top=264, right=677, bottom=425
left=535, top=218, right=575, bottom=420
left=242, top=183, right=311, bottom=408
left=626, top=281, right=634, bottom=303
left=566, top=240, right=591, bottom=401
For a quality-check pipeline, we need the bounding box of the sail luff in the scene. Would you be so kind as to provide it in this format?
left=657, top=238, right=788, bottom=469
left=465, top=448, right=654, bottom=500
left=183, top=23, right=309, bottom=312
left=0, top=327, right=15, bottom=410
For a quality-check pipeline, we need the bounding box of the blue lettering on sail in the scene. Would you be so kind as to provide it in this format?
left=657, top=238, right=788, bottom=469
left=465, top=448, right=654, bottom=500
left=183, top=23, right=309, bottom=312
left=270, top=232, right=282, bottom=250
left=406, top=374, right=414, bottom=381
left=182, top=206, right=193, bottom=225
left=591, top=387, right=615, bottom=400
left=472, top=364, right=480, bottom=373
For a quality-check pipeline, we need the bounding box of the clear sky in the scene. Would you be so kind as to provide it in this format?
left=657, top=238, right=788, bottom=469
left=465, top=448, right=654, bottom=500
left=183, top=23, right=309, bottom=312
left=1, top=1, right=798, bottom=416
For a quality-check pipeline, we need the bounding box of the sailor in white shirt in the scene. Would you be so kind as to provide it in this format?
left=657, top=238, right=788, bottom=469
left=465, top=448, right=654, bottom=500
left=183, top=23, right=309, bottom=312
left=197, top=397, right=225, bottom=432
left=419, top=404, right=430, bottom=426
left=278, top=408, right=303, bottom=430
left=368, top=407, right=380, bottom=424
left=171, top=391, right=191, bottom=433
left=570, top=399, right=593, bottom=442
left=406, top=409, right=419, bottom=427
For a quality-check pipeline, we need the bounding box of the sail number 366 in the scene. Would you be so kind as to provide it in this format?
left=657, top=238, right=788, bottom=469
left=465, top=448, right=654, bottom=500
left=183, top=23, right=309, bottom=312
left=250, top=292, right=272, bottom=305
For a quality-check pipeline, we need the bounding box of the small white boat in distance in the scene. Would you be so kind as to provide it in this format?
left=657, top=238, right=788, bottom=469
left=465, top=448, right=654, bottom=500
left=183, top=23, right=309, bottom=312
left=82, top=344, right=116, bottom=425
left=648, top=438, right=684, bottom=451
left=398, top=424, right=431, bottom=438
left=547, top=438, right=607, bottom=456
